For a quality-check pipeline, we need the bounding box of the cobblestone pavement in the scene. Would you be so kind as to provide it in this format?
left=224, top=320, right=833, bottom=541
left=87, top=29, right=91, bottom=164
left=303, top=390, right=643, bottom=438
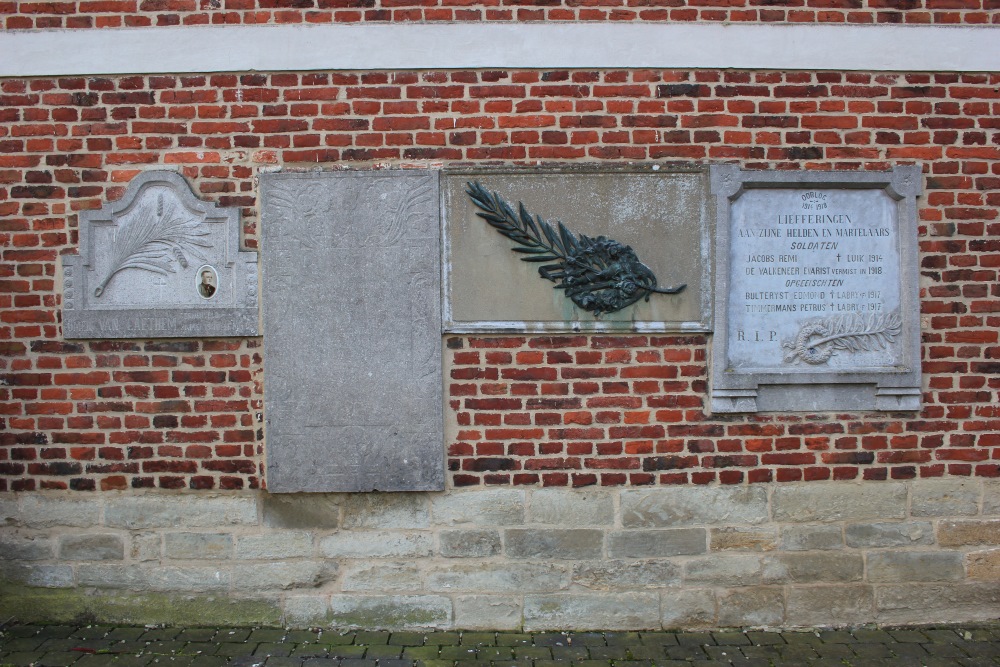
left=3, top=624, right=1000, bottom=667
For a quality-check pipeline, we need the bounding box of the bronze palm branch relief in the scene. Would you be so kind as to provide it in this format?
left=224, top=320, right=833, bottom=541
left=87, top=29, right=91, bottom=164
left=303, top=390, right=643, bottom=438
left=466, top=181, right=686, bottom=317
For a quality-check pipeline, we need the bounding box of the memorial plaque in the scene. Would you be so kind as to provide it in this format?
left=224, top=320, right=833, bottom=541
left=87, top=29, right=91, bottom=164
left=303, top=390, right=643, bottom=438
left=443, top=168, right=713, bottom=333
left=261, top=171, right=443, bottom=493
left=62, top=171, right=259, bottom=339
left=709, top=165, right=922, bottom=413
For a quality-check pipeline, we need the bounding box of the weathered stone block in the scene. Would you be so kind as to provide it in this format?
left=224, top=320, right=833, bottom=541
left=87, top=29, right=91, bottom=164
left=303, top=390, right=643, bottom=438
left=453, top=595, right=522, bottom=631
left=59, top=533, right=125, bottom=561
left=164, top=533, right=233, bottom=560
left=19, top=496, right=100, bottom=528
left=319, top=532, right=433, bottom=558
left=867, top=552, right=965, bottom=583
left=875, top=583, right=1000, bottom=625
left=660, top=588, right=716, bottom=629
left=439, top=530, right=501, bottom=558
left=772, top=484, right=907, bottom=522
left=0, top=564, right=74, bottom=588
left=130, top=533, right=161, bottom=562
left=982, top=483, right=1000, bottom=515
left=573, top=560, right=681, bottom=591
left=527, top=489, right=615, bottom=526
left=231, top=562, right=335, bottom=591
left=785, top=585, right=875, bottom=627
left=425, top=562, right=569, bottom=593
left=341, top=562, right=423, bottom=592
left=328, top=595, right=451, bottom=630
left=0, top=535, right=54, bottom=561
left=780, top=525, right=843, bottom=551
left=845, top=521, right=934, bottom=548
left=718, top=588, right=784, bottom=627
left=621, top=487, right=768, bottom=527
left=235, top=532, right=314, bottom=560
left=709, top=527, right=778, bottom=552
left=262, top=494, right=340, bottom=529
left=262, top=171, right=443, bottom=493
left=966, top=549, right=1000, bottom=580
left=523, top=593, right=660, bottom=631
left=607, top=529, right=706, bottom=558
left=341, top=493, right=430, bottom=529
left=937, top=520, right=1000, bottom=547
left=284, top=595, right=332, bottom=627
left=684, top=555, right=763, bottom=587
left=911, top=479, right=981, bottom=517
left=104, top=495, right=257, bottom=529
left=764, top=553, right=863, bottom=583
left=77, top=565, right=230, bottom=592
left=0, top=499, right=17, bottom=526
left=504, top=529, right=603, bottom=560
left=431, top=490, right=525, bottom=526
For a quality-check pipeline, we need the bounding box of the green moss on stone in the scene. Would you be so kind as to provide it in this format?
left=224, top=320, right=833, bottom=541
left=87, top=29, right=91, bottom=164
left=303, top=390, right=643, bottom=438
left=0, top=585, right=282, bottom=627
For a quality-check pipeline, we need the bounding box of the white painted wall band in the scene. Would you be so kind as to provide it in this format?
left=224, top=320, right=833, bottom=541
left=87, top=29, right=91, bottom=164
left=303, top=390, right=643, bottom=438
left=2, top=24, right=998, bottom=77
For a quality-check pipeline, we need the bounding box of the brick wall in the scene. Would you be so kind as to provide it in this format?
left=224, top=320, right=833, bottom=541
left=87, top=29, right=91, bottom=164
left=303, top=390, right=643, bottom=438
left=1, top=68, right=999, bottom=492
left=3, top=0, right=995, bottom=29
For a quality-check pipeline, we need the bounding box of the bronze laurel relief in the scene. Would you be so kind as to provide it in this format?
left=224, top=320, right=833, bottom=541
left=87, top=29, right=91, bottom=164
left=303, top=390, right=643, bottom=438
left=466, top=181, right=686, bottom=317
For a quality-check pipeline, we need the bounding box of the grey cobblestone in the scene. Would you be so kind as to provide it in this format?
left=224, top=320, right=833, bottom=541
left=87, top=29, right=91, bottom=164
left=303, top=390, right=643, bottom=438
left=3, top=623, right=1000, bottom=666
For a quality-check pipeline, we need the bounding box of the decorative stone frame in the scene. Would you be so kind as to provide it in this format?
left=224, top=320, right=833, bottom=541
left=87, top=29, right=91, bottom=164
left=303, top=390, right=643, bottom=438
left=62, top=171, right=259, bottom=339
left=709, top=165, right=922, bottom=413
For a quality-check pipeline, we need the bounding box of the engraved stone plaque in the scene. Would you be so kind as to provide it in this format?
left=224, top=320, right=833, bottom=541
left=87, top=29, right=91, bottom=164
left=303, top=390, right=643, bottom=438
left=62, top=171, right=259, bottom=339
left=709, top=165, right=922, bottom=413
left=443, top=168, right=713, bottom=333
left=261, top=170, right=443, bottom=493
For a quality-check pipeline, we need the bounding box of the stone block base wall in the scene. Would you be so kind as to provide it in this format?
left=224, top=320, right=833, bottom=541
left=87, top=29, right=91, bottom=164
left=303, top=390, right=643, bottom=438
left=4, top=480, right=1000, bottom=629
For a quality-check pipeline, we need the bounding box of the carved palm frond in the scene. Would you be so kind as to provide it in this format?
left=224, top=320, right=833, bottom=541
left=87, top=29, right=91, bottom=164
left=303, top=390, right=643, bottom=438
left=825, top=312, right=902, bottom=352
left=94, top=193, right=212, bottom=297
left=782, top=311, right=902, bottom=364
left=465, top=181, right=685, bottom=317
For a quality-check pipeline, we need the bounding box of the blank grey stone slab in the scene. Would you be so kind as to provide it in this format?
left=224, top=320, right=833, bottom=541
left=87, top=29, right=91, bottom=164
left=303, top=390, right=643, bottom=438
left=62, top=170, right=259, bottom=338
left=261, top=171, right=443, bottom=493
left=709, top=165, right=922, bottom=413
left=443, top=168, right=713, bottom=333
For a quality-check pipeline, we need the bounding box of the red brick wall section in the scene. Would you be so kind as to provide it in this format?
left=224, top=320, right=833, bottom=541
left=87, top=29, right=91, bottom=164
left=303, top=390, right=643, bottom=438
left=0, top=69, right=998, bottom=491
left=1, top=0, right=997, bottom=28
